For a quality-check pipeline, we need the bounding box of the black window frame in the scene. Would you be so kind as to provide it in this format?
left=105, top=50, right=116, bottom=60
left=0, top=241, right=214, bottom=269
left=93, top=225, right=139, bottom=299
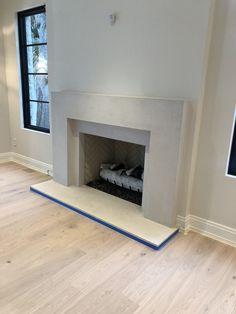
left=227, top=113, right=236, bottom=177
left=18, top=5, right=50, bottom=133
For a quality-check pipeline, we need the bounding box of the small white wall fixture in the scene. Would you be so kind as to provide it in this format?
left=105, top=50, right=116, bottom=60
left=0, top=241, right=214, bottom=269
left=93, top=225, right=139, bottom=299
left=51, top=92, right=189, bottom=228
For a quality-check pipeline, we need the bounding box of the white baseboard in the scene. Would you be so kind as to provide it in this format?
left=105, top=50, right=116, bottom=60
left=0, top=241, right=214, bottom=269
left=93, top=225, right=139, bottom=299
left=0, top=152, right=12, bottom=163
left=176, top=215, right=191, bottom=234
left=0, top=152, right=53, bottom=176
left=177, top=214, right=236, bottom=248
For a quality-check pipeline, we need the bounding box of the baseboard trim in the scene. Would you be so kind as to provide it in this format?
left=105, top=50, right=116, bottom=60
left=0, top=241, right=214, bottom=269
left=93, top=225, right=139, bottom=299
left=0, top=152, right=12, bottom=163
left=0, top=152, right=53, bottom=175
left=177, top=214, right=236, bottom=248
left=176, top=215, right=191, bottom=234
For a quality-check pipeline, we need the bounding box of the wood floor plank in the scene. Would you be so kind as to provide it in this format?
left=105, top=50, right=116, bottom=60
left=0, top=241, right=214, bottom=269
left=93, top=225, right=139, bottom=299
left=0, top=162, right=236, bottom=314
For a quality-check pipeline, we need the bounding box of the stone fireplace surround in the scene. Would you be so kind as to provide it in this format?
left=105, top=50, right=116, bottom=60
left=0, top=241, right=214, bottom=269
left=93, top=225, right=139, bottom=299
left=49, top=92, right=187, bottom=228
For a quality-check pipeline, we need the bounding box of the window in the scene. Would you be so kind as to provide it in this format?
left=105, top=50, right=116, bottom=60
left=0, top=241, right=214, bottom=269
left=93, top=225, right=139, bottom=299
left=18, top=5, right=49, bottom=133
left=227, top=110, right=236, bottom=176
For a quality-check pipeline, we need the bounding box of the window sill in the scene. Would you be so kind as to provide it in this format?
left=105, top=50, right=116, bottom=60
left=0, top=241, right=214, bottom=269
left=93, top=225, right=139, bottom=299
left=21, top=127, right=51, bottom=135
left=225, top=173, right=236, bottom=180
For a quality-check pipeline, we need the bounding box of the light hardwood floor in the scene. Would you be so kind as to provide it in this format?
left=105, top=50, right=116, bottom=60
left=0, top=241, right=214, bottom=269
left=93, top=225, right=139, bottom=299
left=0, top=162, right=236, bottom=314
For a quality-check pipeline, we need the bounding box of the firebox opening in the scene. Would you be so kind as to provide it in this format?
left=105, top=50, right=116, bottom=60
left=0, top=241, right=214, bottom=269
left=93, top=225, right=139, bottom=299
left=83, top=133, right=146, bottom=205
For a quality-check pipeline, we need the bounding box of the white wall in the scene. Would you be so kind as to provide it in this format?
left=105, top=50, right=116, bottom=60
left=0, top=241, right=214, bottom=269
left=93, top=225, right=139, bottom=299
left=2, top=0, right=235, bottom=235
left=0, top=18, right=10, bottom=153
left=1, top=0, right=52, bottom=164
left=48, top=0, right=211, bottom=99
left=0, top=0, right=212, bottom=164
left=191, top=0, right=236, bottom=229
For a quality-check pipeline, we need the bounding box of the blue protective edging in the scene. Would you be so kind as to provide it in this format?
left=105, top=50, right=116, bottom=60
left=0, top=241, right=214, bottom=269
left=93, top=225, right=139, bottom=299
left=30, top=186, right=179, bottom=250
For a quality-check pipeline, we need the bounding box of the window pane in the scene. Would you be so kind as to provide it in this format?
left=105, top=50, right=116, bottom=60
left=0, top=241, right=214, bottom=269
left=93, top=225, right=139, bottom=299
left=27, top=45, right=47, bottom=73
left=28, top=74, right=48, bottom=101
left=30, top=101, right=49, bottom=129
left=25, top=13, right=47, bottom=44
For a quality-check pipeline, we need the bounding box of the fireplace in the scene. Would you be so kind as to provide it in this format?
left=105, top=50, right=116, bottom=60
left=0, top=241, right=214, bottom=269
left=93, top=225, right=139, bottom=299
left=50, top=92, right=188, bottom=228
left=31, top=92, right=191, bottom=249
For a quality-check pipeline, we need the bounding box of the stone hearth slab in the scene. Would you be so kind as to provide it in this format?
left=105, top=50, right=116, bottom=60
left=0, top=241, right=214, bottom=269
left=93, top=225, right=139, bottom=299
left=30, top=180, right=179, bottom=250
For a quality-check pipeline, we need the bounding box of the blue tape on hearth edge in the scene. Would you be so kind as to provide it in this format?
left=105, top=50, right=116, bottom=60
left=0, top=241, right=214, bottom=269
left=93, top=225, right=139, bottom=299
left=30, top=186, right=179, bottom=250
